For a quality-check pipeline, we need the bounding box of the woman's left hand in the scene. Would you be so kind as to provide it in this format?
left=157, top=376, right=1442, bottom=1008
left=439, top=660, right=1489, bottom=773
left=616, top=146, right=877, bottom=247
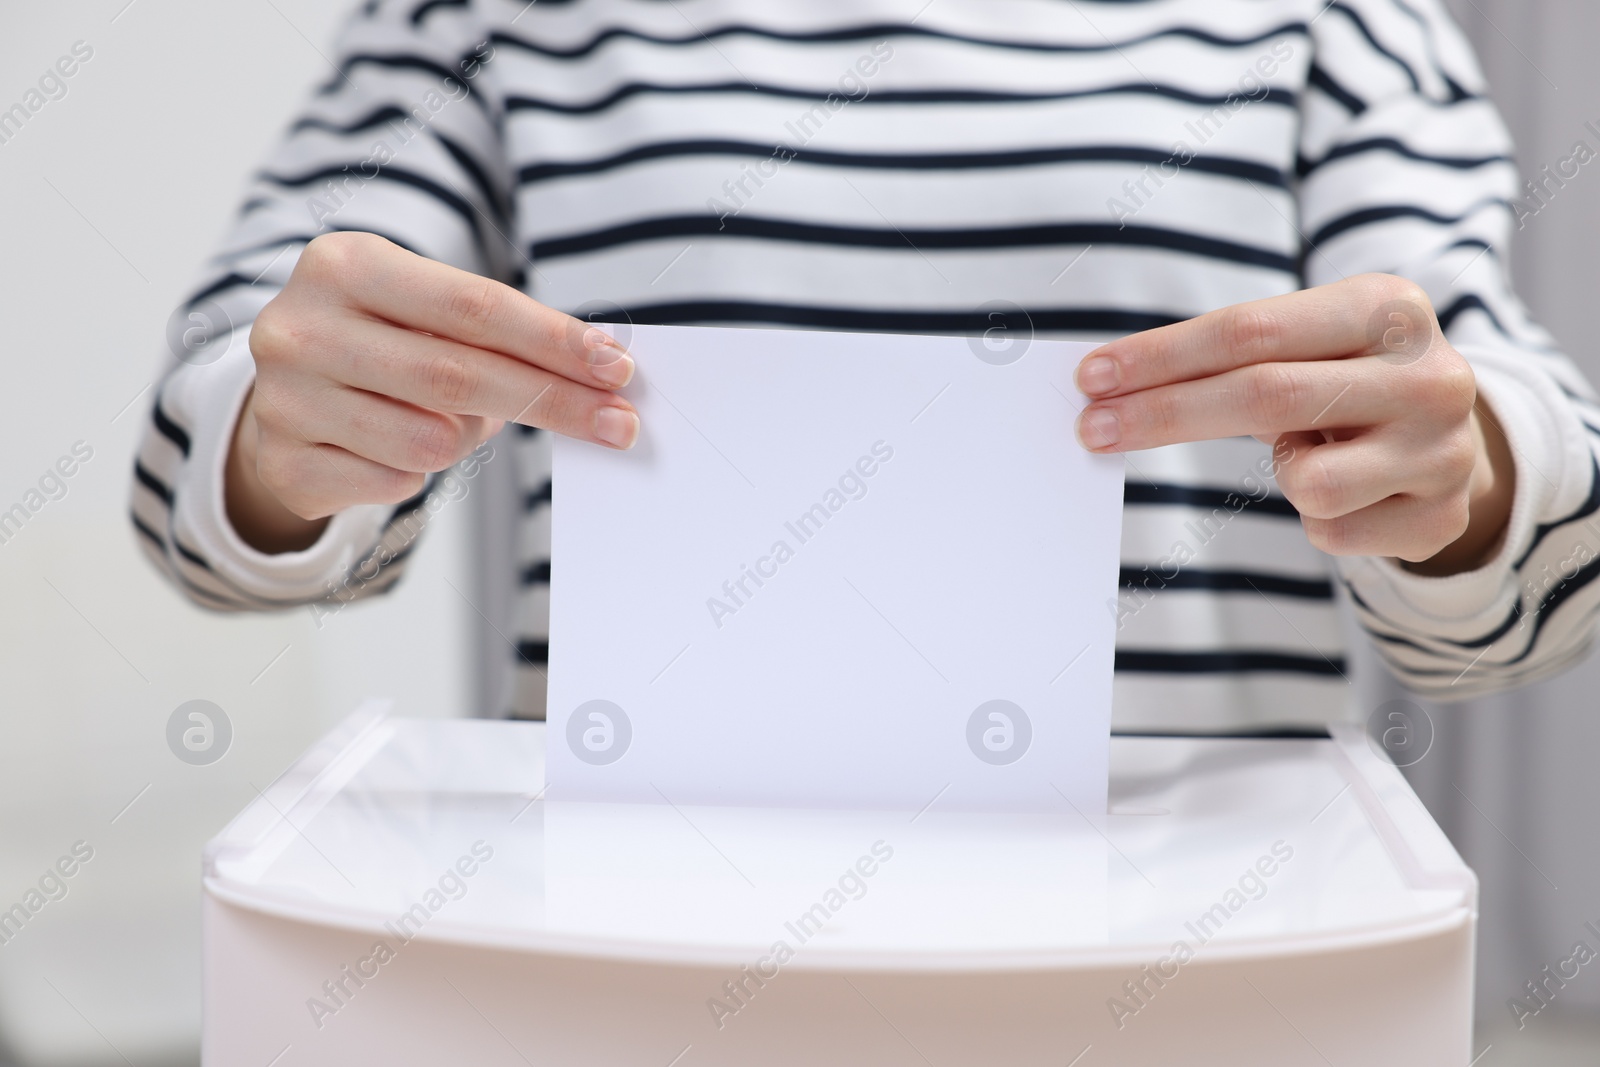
left=1074, top=273, right=1515, bottom=576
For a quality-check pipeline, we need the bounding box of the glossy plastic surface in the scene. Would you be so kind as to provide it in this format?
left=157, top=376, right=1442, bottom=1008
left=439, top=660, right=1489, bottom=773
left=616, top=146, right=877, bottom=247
left=204, top=704, right=1474, bottom=971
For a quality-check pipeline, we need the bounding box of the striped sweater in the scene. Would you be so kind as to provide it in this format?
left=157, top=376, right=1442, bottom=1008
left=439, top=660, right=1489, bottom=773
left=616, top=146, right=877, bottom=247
left=133, top=0, right=1600, bottom=728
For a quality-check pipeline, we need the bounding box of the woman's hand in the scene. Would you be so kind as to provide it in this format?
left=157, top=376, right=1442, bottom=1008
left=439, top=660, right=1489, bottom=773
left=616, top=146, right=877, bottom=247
left=226, top=232, right=637, bottom=552
left=1074, top=273, right=1515, bottom=576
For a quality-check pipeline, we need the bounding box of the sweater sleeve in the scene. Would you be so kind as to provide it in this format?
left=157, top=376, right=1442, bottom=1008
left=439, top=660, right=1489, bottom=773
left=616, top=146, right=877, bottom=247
left=131, top=0, right=514, bottom=612
left=1296, top=0, right=1600, bottom=698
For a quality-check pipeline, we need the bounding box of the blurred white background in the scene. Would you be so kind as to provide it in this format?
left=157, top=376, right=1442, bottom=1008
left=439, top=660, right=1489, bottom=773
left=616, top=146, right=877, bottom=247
left=1, top=0, right=1598, bottom=1063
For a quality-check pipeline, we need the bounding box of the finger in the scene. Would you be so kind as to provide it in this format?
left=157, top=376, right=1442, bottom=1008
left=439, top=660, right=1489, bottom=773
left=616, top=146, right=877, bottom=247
left=257, top=438, right=428, bottom=521
left=1276, top=425, right=1481, bottom=522
left=1076, top=356, right=1412, bottom=452
left=1074, top=273, right=1435, bottom=398
left=294, top=386, right=498, bottom=474
left=1274, top=432, right=1411, bottom=521
left=304, top=232, right=634, bottom=390
left=332, top=318, right=638, bottom=447
left=1301, top=493, right=1471, bottom=563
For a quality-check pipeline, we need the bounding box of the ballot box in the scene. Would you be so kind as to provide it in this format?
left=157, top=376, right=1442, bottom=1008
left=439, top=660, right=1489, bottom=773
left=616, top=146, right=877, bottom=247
left=202, top=704, right=1476, bottom=1066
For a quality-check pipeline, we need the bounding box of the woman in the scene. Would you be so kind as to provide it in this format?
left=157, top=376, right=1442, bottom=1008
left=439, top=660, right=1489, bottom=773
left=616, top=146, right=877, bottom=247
left=133, top=0, right=1600, bottom=727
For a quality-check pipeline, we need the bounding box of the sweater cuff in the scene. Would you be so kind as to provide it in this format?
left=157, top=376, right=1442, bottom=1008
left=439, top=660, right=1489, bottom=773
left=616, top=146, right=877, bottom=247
left=1335, top=356, right=1576, bottom=636
left=168, top=324, right=395, bottom=606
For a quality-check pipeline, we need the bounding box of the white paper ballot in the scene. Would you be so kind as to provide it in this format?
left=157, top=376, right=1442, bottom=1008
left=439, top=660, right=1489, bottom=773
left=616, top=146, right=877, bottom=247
left=548, top=324, right=1124, bottom=816
left=542, top=801, right=1110, bottom=960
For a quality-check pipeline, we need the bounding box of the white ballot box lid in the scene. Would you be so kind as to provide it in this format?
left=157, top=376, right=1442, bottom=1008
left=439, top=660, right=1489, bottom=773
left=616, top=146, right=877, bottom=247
left=203, top=703, right=1474, bottom=973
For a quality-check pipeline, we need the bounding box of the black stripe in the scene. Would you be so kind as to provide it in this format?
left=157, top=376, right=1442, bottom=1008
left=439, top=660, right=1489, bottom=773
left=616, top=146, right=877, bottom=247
left=1392, top=519, right=1600, bottom=662
left=1307, top=198, right=1510, bottom=249
left=489, top=21, right=1310, bottom=60
left=1124, top=482, right=1300, bottom=519
left=1559, top=378, right=1600, bottom=407
left=1121, top=567, right=1333, bottom=600
left=1307, top=64, right=1365, bottom=115
left=1370, top=617, right=1588, bottom=681
left=173, top=536, right=212, bottom=571
left=1515, top=457, right=1600, bottom=570
left=260, top=165, right=482, bottom=238
left=1344, top=550, right=1593, bottom=668
left=380, top=543, right=418, bottom=571
left=187, top=272, right=258, bottom=308
left=519, top=140, right=1287, bottom=186
left=571, top=301, right=1179, bottom=334
left=1442, top=237, right=1494, bottom=259
left=1345, top=570, right=1528, bottom=662
left=505, top=81, right=1299, bottom=117
left=1389, top=0, right=1479, bottom=105
left=410, top=0, right=466, bottom=25
left=133, top=461, right=173, bottom=507
left=151, top=397, right=191, bottom=458
left=1326, top=3, right=1422, bottom=93
left=1115, top=650, right=1347, bottom=676
left=131, top=523, right=242, bottom=611
left=215, top=227, right=424, bottom=270
left=130, top=511, right=164, bottom=549
left=520, top=559, right=551, bottom=586
left=437, top=131, right=508, bottom=222
left=1504, top=580, right=1600, bottom=668
left=292, top=104, right=417, bottom=137
left=1356, top=620, right=1453, bottom=660
left=1340, top=579, right=1481, bottom=657
left=290, top=108, right=506, bottom=222
left=320, top=54, right=492, bottom=117
left=146, top=514, right=371, bottom=610
left=491, top=21, right=1309, bottom=60
left=533, top=216, right=1295, bottom=271
left=1443, top=75, right=1474, bottom=104
left=1296, top=137, right=1511, bottom=179
left=1112, top=725, right=1332, bottom=740
left=1438, top=292, right=1511, bottom=338
left=1373, top=562, right=1600, bottom=677
left=1338, top=579, right=1490, bottom=661
left=1436, top=291, right=1559, bottom=356
left=515, top=639, right=549, bottom=666
left=182, top=278, right=270, bottom=311
left=524, top=480, right=552, bottom=510
left=388, top=475, right=438, bottom=522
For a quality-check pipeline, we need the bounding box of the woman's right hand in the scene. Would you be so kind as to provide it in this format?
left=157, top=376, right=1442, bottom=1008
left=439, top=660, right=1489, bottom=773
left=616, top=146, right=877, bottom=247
left=224, top=231, right=637, bottom=552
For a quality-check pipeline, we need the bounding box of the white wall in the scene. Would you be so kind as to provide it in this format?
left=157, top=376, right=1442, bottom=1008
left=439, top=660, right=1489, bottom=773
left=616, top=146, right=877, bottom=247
left=0, top=3, right=473, bottom=1063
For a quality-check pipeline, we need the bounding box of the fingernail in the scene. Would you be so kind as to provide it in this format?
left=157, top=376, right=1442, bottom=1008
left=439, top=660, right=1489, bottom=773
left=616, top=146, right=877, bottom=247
left=588, top=349, right=634, bottom=387
left=583, top=328, right=634, bottom=387
left=1077, top=407, right=1121, bottom=451
left=583, top=326, right=623, bottom=351
left=594, top=406, right=639, bottom=449
left=1077, top=355, right=1119, bottom=396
